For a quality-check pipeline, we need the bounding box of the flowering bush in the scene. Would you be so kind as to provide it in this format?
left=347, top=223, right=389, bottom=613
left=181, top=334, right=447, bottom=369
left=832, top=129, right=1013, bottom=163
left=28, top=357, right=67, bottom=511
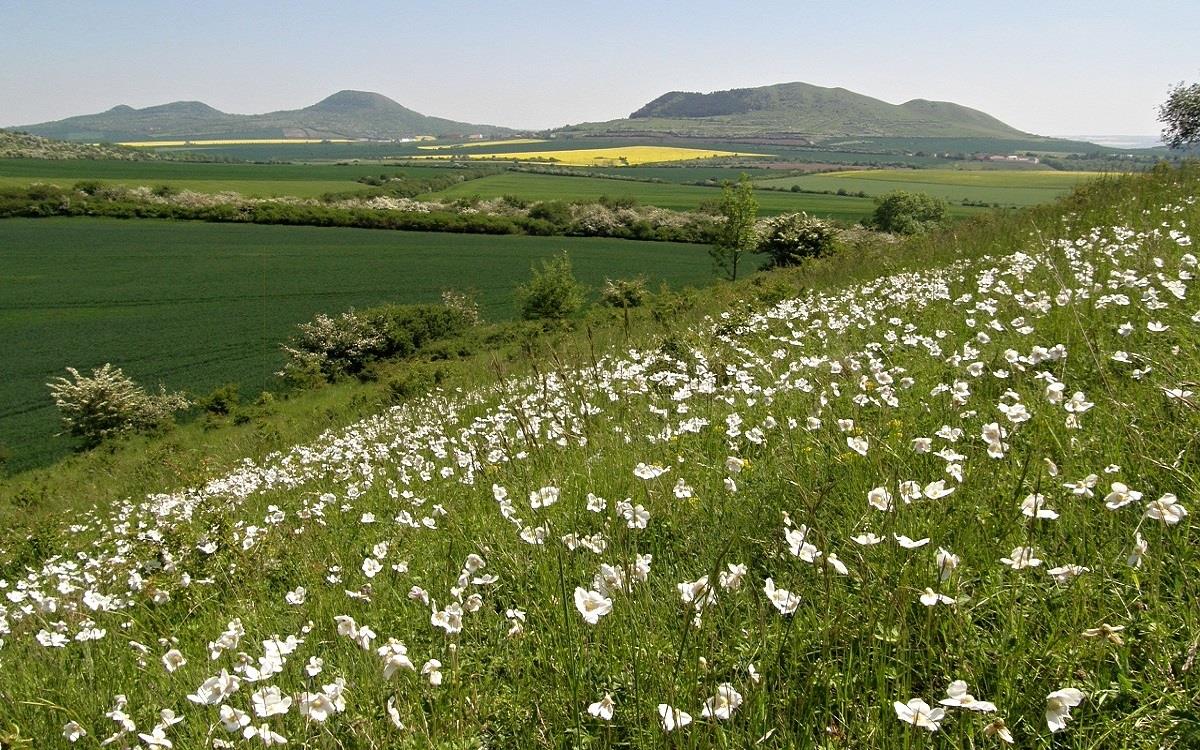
left=46, top=363, right=190, bottom=447
left=756, top=211, right=840, bottom=267
left=279, top=309, right=386, bottom=383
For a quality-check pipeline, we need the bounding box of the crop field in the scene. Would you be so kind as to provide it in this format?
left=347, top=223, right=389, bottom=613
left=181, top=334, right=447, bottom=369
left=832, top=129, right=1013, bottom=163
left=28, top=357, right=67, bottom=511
left=0, top=158, right=462, bottom=197
left=426, top=171, right=990, bottom=221
left=754, top=168, right=1104, bottom=205
left=0, top=218, right=720, bottom=471
left=118, top=138, right=358, bottom=147
left=414, top=145, right=770, bottom=167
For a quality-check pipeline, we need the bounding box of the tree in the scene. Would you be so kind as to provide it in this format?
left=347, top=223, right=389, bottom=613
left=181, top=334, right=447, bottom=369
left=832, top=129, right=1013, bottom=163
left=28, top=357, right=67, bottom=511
left=516, top=251, right=585, bottom=320
left=868, top=191, right=948, bottom=235
left=756, top=212, right=839, bottom=268
left=1159, top=80, right=1200, bottom=150
left=710, top=175, right=758, bottom=281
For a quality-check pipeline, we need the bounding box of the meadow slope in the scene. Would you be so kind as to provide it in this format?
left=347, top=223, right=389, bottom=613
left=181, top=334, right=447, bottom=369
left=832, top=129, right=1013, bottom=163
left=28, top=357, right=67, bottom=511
left=0, top=167, right=1197, bottom=748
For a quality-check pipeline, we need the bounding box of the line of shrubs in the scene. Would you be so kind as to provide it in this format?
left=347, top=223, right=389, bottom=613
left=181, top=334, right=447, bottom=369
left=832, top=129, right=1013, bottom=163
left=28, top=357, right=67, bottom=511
left=0, top=183, right=719, bottom=244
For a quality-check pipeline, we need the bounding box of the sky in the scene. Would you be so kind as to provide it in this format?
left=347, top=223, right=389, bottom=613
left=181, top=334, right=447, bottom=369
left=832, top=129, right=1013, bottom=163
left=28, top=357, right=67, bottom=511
left=2, top=0, right=1197, bottom=136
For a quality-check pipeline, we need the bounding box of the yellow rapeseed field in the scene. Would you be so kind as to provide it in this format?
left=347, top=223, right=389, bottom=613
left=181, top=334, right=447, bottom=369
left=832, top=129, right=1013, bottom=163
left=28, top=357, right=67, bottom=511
left=417, top=138, right=548, bottom=150
left=413, top=145, right=767, bottom=166
left=118, top=138, right=358, bottom=147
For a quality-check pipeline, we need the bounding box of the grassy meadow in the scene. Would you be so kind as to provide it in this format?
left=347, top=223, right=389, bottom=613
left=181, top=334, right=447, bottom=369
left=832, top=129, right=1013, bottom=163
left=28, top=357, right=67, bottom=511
left=755, top=168, right=1103, bottom=206
left=425, top=172, right=892, bottom=220
left=0, top=218, right=719, bottom=471
left=0, top=163, right=1195, bottom=749
left=0, top=159, right=457, bottom=198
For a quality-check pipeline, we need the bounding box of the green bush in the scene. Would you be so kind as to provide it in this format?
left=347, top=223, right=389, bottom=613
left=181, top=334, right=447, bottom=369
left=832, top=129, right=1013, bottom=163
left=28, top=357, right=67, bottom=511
left=198, top=383, right=240, bottom=415
left=868, top=190, right=948, bottom=234
left=600, top=277, right=649, bottom=308
left=516, top=252, right=585, bottom=321
left=756, top=211, right=839, bottom=267
left=279, top=302, right=472, bottom=385
left=528, top=201, right=573, bottom=227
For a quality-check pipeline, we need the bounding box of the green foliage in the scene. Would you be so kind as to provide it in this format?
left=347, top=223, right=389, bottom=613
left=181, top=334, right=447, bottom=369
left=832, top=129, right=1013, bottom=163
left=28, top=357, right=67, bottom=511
left=869, top=189, right=949, bottom=234
left=1159, top=80, right=1200, bottom=150
left=280, top=303, right=470, bottom=384
left=527, top=200, right=573, bottom=227
left=516, top=251, right=585, bottom=320
left=198, top=383, right=240, bottom=416
left=756, top=211, right=839, bottom=267
left=599, top=276, right=649, bottom=308
left=710, top=175, right=759, bottom=280
left=46, top=364, right=189, bottom=447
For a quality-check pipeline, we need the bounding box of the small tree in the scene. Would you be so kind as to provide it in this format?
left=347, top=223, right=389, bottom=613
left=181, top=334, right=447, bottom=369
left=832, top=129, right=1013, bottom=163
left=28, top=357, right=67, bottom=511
left=279, top=309, right=386, bottom=382
left=869, top=190, right=948, bottom=235
left=47, top=364, right=190, bottom=447
left=757, top=212, right=839, bottom=267
left=1159, top=80, right=1200, bottom=150
left=710, top=175, right=759, bottom=281
left=516, top=251, right=585, bottom=321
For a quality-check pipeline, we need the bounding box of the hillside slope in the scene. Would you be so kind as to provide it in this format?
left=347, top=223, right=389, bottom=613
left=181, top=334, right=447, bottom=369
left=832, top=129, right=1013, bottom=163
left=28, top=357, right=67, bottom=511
left=0, top=167, right=1197, bottom=748
left=563, top=81, right=1032, bottom=138
left=0, top=129, right=157, bottom=160
left=16, top=90, right=514, bottom=142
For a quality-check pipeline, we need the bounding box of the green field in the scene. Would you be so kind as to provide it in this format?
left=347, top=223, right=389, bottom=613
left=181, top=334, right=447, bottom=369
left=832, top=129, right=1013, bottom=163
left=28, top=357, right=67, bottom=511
left=0, top=218, right=721, bottom=471
left=0, top=159, right=462, bottom=197
left=426, top=172, right=894, bottom=220
left=755, top=168, right=1104, bottom=205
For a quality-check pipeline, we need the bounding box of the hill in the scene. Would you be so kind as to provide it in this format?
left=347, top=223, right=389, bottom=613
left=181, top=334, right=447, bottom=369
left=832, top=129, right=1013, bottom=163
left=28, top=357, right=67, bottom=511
left=0, top=129, right=157, bottom=160
left=560, top=81, right=1036, bottom=139
left=15, top=90, right=515, bottom=142
left=0, top=165, right=1196, bottom=747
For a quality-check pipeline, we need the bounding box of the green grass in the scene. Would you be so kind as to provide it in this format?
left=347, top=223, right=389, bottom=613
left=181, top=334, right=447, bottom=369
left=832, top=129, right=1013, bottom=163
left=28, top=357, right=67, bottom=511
left=427, top=172, right=897, bottom=220
left=0, top=159, right=460, bottom=197
left=0, top=167, right=1196, bottom=750
left=0, top=218, right=721, bottom=472
left=754, top=168, right=1102, bottom=205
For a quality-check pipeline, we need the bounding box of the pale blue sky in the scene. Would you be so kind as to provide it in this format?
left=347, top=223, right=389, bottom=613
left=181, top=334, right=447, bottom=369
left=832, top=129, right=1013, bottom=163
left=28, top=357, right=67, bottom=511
left=2, top=0, right=1197, bottom=135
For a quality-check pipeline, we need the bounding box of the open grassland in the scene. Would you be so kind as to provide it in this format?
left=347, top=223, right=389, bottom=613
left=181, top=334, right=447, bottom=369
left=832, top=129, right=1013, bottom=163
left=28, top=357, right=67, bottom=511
left=0, top=218, right=717, bottom=471
left=414, top=145, right=770, bottom=167
left=427, top=171, right=988, bottom=221
left=0, top=167, right=1196, bottom=748
left=756, top=168, right=1104, bottom=205
left=118, top=138, right=358, bottom=147
left=0, top=159, right=457, bottom=198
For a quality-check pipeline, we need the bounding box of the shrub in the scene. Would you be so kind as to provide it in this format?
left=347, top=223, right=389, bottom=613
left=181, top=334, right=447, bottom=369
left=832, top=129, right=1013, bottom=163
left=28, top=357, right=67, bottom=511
left=279, top=309, right=386, bottom=383
left=280, top=302, right=472, bottom=385
left=198, top=383, right=240, bottom=415
left=600, top=277, right=649, bottom=308
left=516, top=252, right=585, bottom=321
left=369, top=304, right=470, bottom=358
left=528, top=201, right=573, bottom=227
left=756, top=212, right=840, bottom=267
left=47, top=363, right=190, bottom=447
left=441, top=288, right=482, bottom=327
left=868, top=190, right=948, bottom=234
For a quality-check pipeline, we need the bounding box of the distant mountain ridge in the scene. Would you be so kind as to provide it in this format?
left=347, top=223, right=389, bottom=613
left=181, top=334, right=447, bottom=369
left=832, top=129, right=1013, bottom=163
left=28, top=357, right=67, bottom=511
left=564, top=81, right=1032, bottom=139
left=17, top=91, right=514, bottom=142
